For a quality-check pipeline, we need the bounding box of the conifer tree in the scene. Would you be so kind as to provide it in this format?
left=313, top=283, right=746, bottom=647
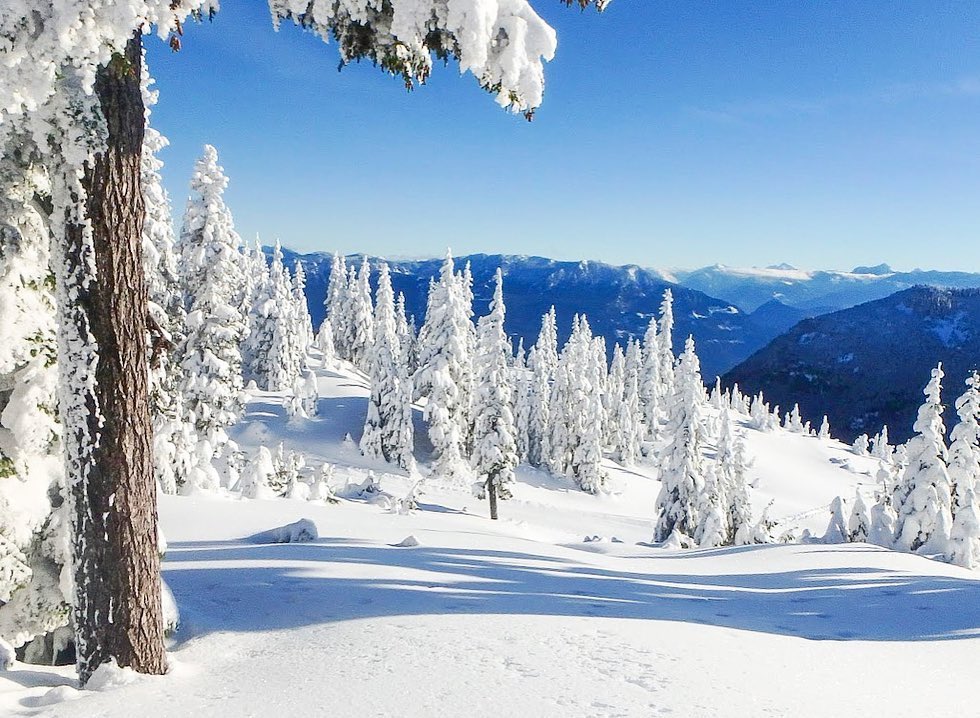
left=360, top=262, right=415, bottom=471
left=472, top=271, right=519, bottom=519
left=871, top=425, right=892, bottom=461
left=716, top=410, right=753, bottom=545
left=414, top=253, right=473, bottom=482
left=348, top=258, right=375, bottom=372
left=512, top=349, right=532, bottom=462
left=639, top=317, right=662, bottom=436
left=658, top=289, right=676, bottom=400
left=848, top=491, right=871, bottom=542
left=654, top=336, right=707, bottom=543
left=178, top=146, right=248, bottom=483
left=818, top=415, right=831, bottom=440
left=324, top=253, right=350, bottom=360
left=526, top=307, right=558, bottom=467
left=949, top=372, right=980, bottom=514
left=893, top=365, right=954, bottom=554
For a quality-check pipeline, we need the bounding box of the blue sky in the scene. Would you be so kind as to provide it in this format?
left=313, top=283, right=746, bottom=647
left=146, top=1, right=980, bottom=272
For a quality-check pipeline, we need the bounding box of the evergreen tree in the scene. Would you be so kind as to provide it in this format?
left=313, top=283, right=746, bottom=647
left=658, top=289, right=676, bottom=400
left=324, top=252, right=350, bottom=360
left=0, top=148, right=71, bottom=652
left=348, top=258, right=375, bottom=372
left=617, top=343, right=644, bottom=466
left=512, top=348, right=532, bottom=462
left=716, top=410, right=753, bottom=545
left=949, top=372, right=980, bottom=514
left=414, top=253, right=473, bottom=482
left=654, top=336, right=707, bottom=543
left=177, top=145, right=248, bottom=485
left=292, top=260, right=313, bottom=352
left=472, top=270, right=519, bottom=519
left=639, top=317, right=662, bottom=437
left=526, top=307, right=558, bottom=467
left=848, top=491, right=871, bottom=542
left=818, top=415, right=831, bottom=440
left=360, top=262, right=415, bottom=471
left=893, top=364, right=954, bottom=554
left=245, top=241, right=304, bottom=391
left=395, top=292, right=416, bottom=374
left=871, top=425, right=892, bottom=461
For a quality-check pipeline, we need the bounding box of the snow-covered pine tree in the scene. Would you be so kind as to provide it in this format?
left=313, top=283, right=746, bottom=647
left=348, top=258, right=375, bottom=372
left=177, top=145, right=248, bottom=487
left=512, top=347, right=532, bottom=462
left=292, top=260, right=314, bottom=353
left=694, top=462, right=727, bottom=548
left=0, top=145, right=71, bottom=654
left=658, top=289, right=676, bottom=401
left=818, top=415, right=831, bottom=440
left=852, top=434, right=870, bottom=456
left=785, top=404, right=804, bottom=433
left=892, top=364, right=954, bottom=555
left=823, top=496, right=849, bottom=543
left=526, top=307, right=558, bottom=467
left=653, top=336, right=707, bottom=543
left=246, top=242, right=305, bottom=392
left=949, top=372, right=980, bottom=515
left=617, top=343, right=644, bottom=466
left=716, top=409, right=753, bottom=545
left=360, top=262, right=415, bottom=471
left=604, top=344, right=626, bottom=449
left=413, top=253, right=473, bottom=483
left=569, top=330, right=608, bottom=493
left=848, top=491, right=871, bottom=542
left=315, top=317, right=337, bottom=367
left=471, top=270, right=519, bottom=519
left=871, top=425, right=892, bottom=461
left=395, top=292, right=416, bottom=375
left=140, top=85, right=196, bottom=496
left=324, top=252, right=350, bottom=360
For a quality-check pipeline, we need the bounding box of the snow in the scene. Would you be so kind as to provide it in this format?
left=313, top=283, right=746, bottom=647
left=3, top=363, right=980, bottom=716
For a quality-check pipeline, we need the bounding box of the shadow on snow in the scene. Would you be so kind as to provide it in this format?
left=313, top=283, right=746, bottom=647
left=163, top=539, right=980, bottom=644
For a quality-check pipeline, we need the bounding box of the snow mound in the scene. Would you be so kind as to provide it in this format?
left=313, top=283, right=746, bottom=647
left=247, top=519, right=318, bottom=544
left=86, top=659, right=141, bottom=692
left=28, top=685, right=82, bottom=707
left=392, top=535, right=420, bottom=548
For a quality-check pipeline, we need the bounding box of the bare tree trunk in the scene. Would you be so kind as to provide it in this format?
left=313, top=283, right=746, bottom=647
left=488, top=480, right=498, bottom=520
left=61, top=31, right=166, bottom=685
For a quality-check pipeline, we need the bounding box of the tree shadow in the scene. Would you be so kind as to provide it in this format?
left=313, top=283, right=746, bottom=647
left=163, top=539, right=980, bottom=645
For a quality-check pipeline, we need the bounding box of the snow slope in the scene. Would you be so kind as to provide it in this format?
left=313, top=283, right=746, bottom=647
left=3, top=362, right=979, bottom=717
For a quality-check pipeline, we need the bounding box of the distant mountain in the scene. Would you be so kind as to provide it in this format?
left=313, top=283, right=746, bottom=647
left=280, top=251, right=792, bottom=378
left=723, top=286, right=980, bottom=443
left=675, top=263, right=980, bottom=314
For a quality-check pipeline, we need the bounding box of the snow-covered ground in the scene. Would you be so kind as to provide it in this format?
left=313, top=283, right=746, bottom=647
left=4, top=363, right=979, bottom=717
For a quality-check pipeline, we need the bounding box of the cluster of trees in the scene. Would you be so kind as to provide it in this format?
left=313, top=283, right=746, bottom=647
left=318, top=256, right=768, bottom=545
left=824, top=365, right=980, bottom=569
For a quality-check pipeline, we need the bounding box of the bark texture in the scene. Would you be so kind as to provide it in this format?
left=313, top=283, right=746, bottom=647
left=70, top=32, right=166, bottom=685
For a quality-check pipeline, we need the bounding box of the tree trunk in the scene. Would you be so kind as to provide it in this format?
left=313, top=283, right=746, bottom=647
left=488, top=480, right=498, bottom=520
left=62, top=31, right=166, bottom=685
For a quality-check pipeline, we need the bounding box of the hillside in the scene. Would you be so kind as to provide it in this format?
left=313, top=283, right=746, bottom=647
left=4, top=359, right=979, bottom=717
left=724, top=286, right=980, bottom=443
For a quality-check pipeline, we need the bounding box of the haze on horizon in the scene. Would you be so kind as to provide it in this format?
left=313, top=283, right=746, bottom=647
left=148, top=2, right=980, bottom=273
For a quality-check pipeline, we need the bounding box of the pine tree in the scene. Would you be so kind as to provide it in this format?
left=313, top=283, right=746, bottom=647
left=716, top=410, right=753, bottom=545
left=639, top=317, right=662, bottom=437
left=360, top=262, right=415, bottom=471
left=871, top=425, right=892, bottom=461
left=472, top=270, right=519, bottom=519
left=177, top=145, right=248, bottom=484
left=348, top=258, right=375, bottom=372
left=852, top=434, right=869, bottom=456
left=512, top=348, right=532, bottom=462
left=414, top=253, right=473, bottom=483
left=395, top=292, right=416, bottom=374
left=893, top=364, right=954, bottom=554
left=605, top=344, right=626, bottom=449
left=653, top=336, right=707, bottom=542
left=818, top=415, right=831, bottom=440
left=526, top=307, right=558, bottom=467
left=245, top=241, right=304, bottom=391
left=0, top=147, right=71, bottom=652
left=848, top=491, right=871, bottom=542
left=949, top=372, right=980, bottom=514
left=324, top=252, right=350, bottom=360
left=658, top=289, right=676, bottom=401
left=569, top=331, right=608, bottom=493
left=823, top=496, right=849, bottom=543
left=617, top=343, right=644, bottom=466
left=292, top=260, right=313, bottom=352
left=694, top=463, right=727, bottom=547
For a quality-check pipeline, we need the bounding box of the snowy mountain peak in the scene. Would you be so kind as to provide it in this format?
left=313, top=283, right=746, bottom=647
left=851, top=263, right=893, bottom=276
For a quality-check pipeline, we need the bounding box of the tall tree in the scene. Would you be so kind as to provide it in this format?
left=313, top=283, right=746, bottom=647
left=893, top=365, right=954, bottom=554
left=472, top=270, right=519, bottom=519
left=654, top=336, right=708, bottom=543
left=360, top=262, right=415, bottom=470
